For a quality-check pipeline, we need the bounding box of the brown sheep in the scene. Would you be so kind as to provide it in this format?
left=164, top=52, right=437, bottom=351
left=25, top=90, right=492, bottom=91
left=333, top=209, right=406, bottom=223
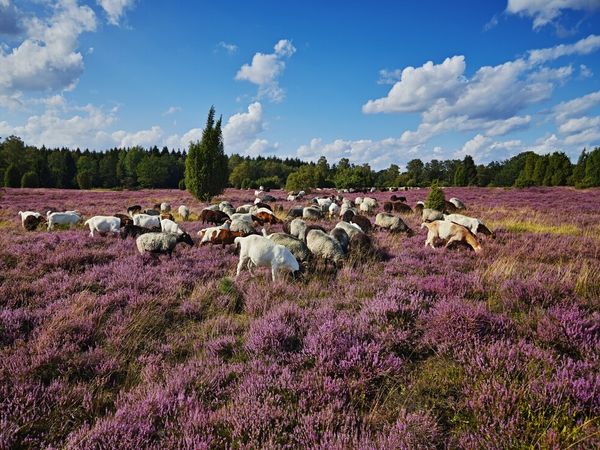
left=421, top=221, right=482, bottom=253
left=255, top=211, right=281, bottom=225
left=199, top=209, right=230, bottom=225
left=350, top=214, right=372, bottom=233
left=114, top=213, right=133, bottom=228
left=392, top=201, right=413, bottom=214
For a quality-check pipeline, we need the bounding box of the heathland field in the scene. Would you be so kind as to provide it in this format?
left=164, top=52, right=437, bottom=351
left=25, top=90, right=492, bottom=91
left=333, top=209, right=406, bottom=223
left=0, top=187, right=599, bottom=449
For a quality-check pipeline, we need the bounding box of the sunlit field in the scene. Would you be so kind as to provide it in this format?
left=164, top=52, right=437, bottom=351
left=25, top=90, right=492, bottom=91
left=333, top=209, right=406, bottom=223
left=1, top=186, right=599, bottom=449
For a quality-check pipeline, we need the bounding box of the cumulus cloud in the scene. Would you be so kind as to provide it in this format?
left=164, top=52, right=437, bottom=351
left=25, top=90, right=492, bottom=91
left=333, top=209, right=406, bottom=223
left=506, top=0, right=600, bottom=30
left=162, top=106, right=181, bottom=116
left=235, top=39, right=296, bottom=102
left=552, top=90, right=600, bottom=122
left=363, top=56, right=466, bottom=114
left=112, top=125, right=162, bottom=148
left=455, top=134, right=523, bottom=162
left=97, top=0, right=135, bottom=26
left=0, top=0, right=23, bottom=36
left=223, top=102, right=265, bottom=148
left=0, top=0, right=96, bottom=94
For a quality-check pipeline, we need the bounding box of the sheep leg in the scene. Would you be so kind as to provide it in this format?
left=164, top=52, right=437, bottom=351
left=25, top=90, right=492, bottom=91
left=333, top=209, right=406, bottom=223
left=247, top=260, right=256, bottom=276
left=444, top=235, right=461, bottom=249
left=236, top=257, right=249, bottom=277
left=271, top=265, right=278, bottom=282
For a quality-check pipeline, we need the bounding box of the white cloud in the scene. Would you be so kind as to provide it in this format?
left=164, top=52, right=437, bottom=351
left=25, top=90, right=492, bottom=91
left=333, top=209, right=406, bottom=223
left=455, top=134, right=523, bottom=161
left=97, top=0, right=135, bottom=26
left=111, top=125, right=162, bottom=148
left=246, top=138, right=279, bottom=156
left=525, top=133, right=562, bottom=154
left=558, top=115, right=600, bottom=134
left=553, top=90, right=600, bottom=122
left=363, top=56, right=466, bottom=114
left=0, top=0, right=97, bottom=94
left=527, top=34, right=600, bottom=64
left=0, top=0, right=23, bottom=36
left=216, top=41, right=238, bottom=54
left=506, top=0, right=600, bottom=30
left=162, top=106, right=181, bottom=116
left=235, top=39, right=296, bottom=102
left=580, top=64, right=593, bottom=78
left=223, top=102, right=264, bottom=149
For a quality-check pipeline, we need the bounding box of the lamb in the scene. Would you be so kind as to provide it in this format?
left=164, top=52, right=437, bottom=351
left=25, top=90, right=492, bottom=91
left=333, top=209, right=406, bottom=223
left=160, top=202, right=171, bottom=212
left=375, top=213, right=412, bottom=234
left=200, top=209, right=230, bottom=225
left=47, top=211, right=82, bottom=231
left=136, top=232, right=194, bottom=257
left=443, top=213, right=495, bottom=238
left=84, top=216, right=121, bottom=237
left=303, top=206, right=323, bottom=220
left=335, top=221, right=363, bottom=239
left=264, top=231, right=312, bottom=267
left=178, top=205, right=190, bottom=221
left=421, top=208, right=444, bottom=222
left=127, top=205, right=142, bottom=217
left=120, top=223, right=159, bottom=239
left=18, top=211, right=42, bottom=228
left=330, top=227, right=350, bottom=253
left=160, top=218, right=185, bottom=235
left=306, top=229, right=345, bottom=268
left=449, top=197, right=466, bottom=209
left=421, top=221, right=482, bottom=253
left=133, top=213, right=161, bottom=229
left=234, top=235, right=299, bottom=281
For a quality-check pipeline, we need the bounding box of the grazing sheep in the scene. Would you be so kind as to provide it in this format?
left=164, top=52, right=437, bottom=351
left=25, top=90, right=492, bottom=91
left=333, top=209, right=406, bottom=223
left=264, top=231, right=312, bottom=267
left=198, top=222, right=231, bottom=245
left=444, top=201, right=459, bottom=214
left=443, top=214, right=495, bottom=238
left=84, top=216, right=121, bottom=237
left=414, top=202, right=425, bottom=215
left=330, top=227, right=350, bottom=253
left=120, top=223, right=159, bottom=239
left=355, top=196, right=363, bottom=205
left=160, top=218, right=185, bottom=235
left=234, top=235, right=299, bottom=281
left=349, top=232, right=375, bottom=257
left=287, top=205, right=304, bottom=218
left=335, top=221, right=363, bottom=239
left=200, top=209, right=230, bottom=225
left=206, top=228, right=244, bottom=247
left=328, top=202, right=340, bottom=218
left=160, top=202, right=171, bottom=212
left=18, top=211, right=42, bottom=228
left=222, top=206, right=236, bottom=218
left=219, top=201, right=234, bottom=211
left=253, top=202, right=273, bottom=211
left=262, top=194, right=276, bottom=202
left=23, top=214, right=44, bottom=231
left=255, top=209, right=281, bottom=225
left=178, top=205, right=190, bottom=221
left=390, top=195, right=406, bottom=202
left=306, top=229, right=345, bottom=268
left=339, top=202, right=355, bottom=218
left=341, top=209, right=356, bottom=222
left=229, top=219, right=256, bottom=235
left=236, top=204, right=254, bottom=214
left=449, top=197, right=466, bottom=209
left=422, top=208, right=444, bottom=222
left=421, top=221, right=482, bottom=253
left=136, top=232, right=194, bottom=257
left=143, top=209, right=161, bottom=216
left=133, top=213, right=161, bottom=229
left=350, top=215, right=372, bottom=233
left=290, top=218, right=307, bottom=240
left=47, top=211, right=82, bottom=231
left=127, top=205, right=142, bottom=217
left=383, top=202, right=394, bottom=213
left=113, top=213, right=132, bottom=227
left=359, top=202, right=373, bottom=215
left=160, top=212, right=175, bottom=221
left=303, top=206, right=323, bottom=220
left=362, top=197, right=378, bottom=209
left=375, top=213, right=412, bottom=234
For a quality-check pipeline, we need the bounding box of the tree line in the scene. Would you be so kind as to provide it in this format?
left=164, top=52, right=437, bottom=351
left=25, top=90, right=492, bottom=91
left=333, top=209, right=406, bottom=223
left=2, top=131, right=599, bottom=192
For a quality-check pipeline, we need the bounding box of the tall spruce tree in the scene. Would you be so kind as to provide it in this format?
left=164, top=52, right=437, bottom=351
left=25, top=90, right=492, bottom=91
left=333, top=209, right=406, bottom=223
left=185, top=106, right=228, bottom=201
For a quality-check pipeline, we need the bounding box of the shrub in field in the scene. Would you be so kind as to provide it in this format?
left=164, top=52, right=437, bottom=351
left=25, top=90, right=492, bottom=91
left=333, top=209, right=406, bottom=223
left=4, top=163, right=20, bottom=187
left=425, top=180, right=445, bottom=211
left=20, top=171, right=39, bottom=188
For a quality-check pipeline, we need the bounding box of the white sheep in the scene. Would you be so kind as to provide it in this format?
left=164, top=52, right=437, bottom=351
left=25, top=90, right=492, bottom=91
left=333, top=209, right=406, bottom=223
left=230, top=213, right=255, bottom=223
left=133, top=213, right=161, bottom=229
left=290, top=218, right=307, bottom=240
left=375, top=213, right=412, bottom=233
left=229, top=219, right=256, bottom=235
left=84, top=216, right=120, bottom=237
left=47, top=211, right=82, bottom=231
left=306, top=229, right=345, bottom=267
left=334, top=221, right=363, bottom=239
left=362, top=197, right=377, bottom=208
left=422, top=208, right=444, bottom=222
left=178, top=205, right=190, bottom=221
left=328, top=202, right=340, bottom=218
left=354, top=196, right=363, bottom=205
left=219, top=201, right=234, bottom=211
left=359, top=202, right=373, bottom=215
left=136, top=232, right=194, bottom=257
left=18, top=211, right=41, bottom=228
left=160, top=218, right=185, bottom=235
left=449, top=198, right=466, bottom=209
left=236, top=204, right=254, bottom=214
left=443, top=213, right=495, bottom=238
left=160, top=202, right=171, bottom=212
left=234, top=235, right=299, bottom=281
left=303, top=206, right=322, bottom=220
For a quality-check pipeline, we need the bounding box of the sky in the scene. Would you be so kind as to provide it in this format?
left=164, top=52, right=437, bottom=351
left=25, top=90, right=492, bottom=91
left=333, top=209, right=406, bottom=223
left=0, top=0, right=600, bottom=170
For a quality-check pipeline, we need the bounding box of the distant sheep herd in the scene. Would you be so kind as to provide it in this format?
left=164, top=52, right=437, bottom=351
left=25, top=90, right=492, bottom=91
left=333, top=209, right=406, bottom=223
left=16, top=189, right=495, bottom=282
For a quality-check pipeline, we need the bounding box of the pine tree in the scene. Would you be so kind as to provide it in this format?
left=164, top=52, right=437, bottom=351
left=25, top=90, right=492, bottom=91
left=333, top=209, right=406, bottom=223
left=425, top=180, right=446, bottom=211
left=185, top=106, right=228, bottom=201
left=462, top=155, right=478, bottom=185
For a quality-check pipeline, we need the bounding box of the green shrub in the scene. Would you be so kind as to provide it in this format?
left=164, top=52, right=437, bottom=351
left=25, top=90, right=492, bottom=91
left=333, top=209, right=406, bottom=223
left=178, top=179, right=186, bottom=190
left=425, top=180, right=445, bottom=211
left=21, top=171, right=40, bottom=188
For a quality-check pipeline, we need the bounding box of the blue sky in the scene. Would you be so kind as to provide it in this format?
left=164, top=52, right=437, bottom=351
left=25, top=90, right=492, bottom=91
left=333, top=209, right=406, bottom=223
left=1, top=0, right=599, bottom=169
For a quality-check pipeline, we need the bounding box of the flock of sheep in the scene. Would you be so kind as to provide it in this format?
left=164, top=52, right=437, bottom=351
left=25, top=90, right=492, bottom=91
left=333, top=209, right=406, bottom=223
left=16, top=189, right=495, bottom=282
